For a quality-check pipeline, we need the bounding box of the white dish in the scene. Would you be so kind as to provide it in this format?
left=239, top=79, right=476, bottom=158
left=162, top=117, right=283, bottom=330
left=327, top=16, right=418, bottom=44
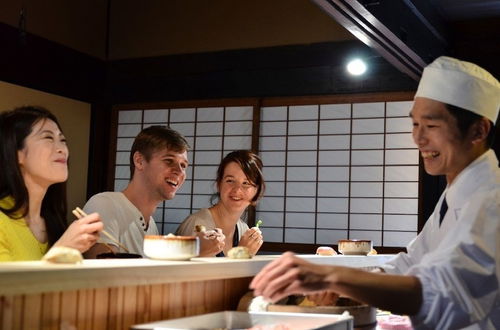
left=143, top=235, right=199, bottom=260
left=338, top=239, right=372, bottom=256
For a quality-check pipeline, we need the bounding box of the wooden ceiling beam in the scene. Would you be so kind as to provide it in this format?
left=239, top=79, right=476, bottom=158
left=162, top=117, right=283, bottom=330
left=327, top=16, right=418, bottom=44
left=311, top=0, right=447, bottom=80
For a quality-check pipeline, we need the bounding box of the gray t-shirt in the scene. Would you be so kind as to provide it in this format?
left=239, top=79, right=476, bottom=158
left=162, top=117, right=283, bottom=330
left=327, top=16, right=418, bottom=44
left=83, top=192, right=159, bottom=256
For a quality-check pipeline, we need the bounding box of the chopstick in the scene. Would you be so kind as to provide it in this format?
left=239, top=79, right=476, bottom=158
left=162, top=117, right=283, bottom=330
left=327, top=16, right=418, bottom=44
left=72, top=207, right=130, bottom=253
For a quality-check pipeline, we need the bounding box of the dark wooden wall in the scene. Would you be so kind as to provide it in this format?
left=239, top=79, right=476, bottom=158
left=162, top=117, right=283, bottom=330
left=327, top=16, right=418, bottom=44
left=107, top=40, right=417, bottom=104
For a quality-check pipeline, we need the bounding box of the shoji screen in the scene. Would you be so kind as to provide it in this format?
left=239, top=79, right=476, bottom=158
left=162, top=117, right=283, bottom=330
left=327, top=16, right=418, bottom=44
left=113, top=98, right=418, bottom=248
left=256, top=101, right=418, bottom=248
left=114, top=106, right=254, bottom=235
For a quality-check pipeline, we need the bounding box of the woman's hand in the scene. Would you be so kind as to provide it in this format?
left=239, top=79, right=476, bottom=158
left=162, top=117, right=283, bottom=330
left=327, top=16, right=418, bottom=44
left=197, top=228, right=225, bottom=257
left=239, top=227, right=263, bottom=256
left=54, top=212, right=103, bottom=253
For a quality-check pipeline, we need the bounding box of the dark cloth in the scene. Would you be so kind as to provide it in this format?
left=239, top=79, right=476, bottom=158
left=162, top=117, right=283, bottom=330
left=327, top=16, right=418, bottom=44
left=439, top=196, right=448, bottom=226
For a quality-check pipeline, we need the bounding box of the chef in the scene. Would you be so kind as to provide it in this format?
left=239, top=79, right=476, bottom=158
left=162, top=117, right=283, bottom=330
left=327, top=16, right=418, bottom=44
left=250, top=56, right=500, bottom=329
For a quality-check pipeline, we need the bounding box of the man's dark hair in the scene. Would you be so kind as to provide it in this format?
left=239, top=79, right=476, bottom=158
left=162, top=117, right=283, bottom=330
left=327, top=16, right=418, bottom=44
left=445, top=104, right=496, bottom=147
left=129, top=125, right=189, bottom=178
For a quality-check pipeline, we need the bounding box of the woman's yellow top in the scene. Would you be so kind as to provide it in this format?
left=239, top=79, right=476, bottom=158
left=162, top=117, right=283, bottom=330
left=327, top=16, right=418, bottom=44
left=0, top=197, right=48, bottom=261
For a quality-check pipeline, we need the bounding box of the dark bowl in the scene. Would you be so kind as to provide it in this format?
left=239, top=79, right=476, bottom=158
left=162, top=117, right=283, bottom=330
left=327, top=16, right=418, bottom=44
left=96, top=252, right=142, bottom=259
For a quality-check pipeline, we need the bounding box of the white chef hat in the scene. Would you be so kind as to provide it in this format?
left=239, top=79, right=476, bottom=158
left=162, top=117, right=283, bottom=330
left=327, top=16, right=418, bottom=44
left=415, top=56, right=500, bottom=123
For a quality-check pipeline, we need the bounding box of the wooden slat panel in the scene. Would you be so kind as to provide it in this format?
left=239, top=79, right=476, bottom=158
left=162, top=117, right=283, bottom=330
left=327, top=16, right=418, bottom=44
left=135, top=285, right=151, bottom=324
left=107, top=286, right=124, bottom=330
left=12, top=295, right=24, bottom=330
left=60, top=290, right=78, bottom=330
left=204, top=279, right=225, bottom=313
left=1, top=295, right=16, bottom=330
left=23, top=293, right=42, bottom=329
left=1, top=277, right=255, bottom=329
left=164, top=282, right=186, bottom=320
left=185, top=281, right=205, bottom=316
left=122, top=286, right=137, bottom=329
left=160, top=283, right=170, bottom=320
left=148, top=284, right=163, bottom=322
left=76, top=289, right=94, bottom=330
left=40, top=292, right=61, bottom=330
left=92, top=288, right=109, bottom=330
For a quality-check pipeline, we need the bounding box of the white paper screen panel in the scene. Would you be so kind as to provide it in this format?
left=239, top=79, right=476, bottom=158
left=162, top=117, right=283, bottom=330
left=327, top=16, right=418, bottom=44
left=114, top=100, right=418, bottom=247
left=256, top=101, right=418, bottom=247
left=114, top=106, right=253, bottom=234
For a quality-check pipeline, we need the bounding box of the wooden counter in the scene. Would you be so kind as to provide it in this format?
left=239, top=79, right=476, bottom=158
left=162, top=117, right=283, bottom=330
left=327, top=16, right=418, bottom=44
left=0, top=254, right=393, bottom=329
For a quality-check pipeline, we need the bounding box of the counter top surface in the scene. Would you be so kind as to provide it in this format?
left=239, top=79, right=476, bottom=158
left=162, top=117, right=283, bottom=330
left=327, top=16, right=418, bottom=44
left=0, top=254, right=394, bottom=295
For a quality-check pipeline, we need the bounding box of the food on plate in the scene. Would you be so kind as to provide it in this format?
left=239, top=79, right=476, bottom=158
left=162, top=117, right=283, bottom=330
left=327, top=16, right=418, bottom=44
left=368, top=248, right=377, bottom=255
left=297, top=297, right=317, bottom=307
left=42, top=246, right=83, bottom=264
left=227, top=246, right=252, bottom=259
left=316, top=246, right=337, bottom=256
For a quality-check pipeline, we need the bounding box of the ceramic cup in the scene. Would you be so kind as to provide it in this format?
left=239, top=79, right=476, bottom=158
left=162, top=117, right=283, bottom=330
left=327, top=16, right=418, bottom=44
left=337, top=239, right=372, bottom=255
left=143, top=235, right=199, bottom=260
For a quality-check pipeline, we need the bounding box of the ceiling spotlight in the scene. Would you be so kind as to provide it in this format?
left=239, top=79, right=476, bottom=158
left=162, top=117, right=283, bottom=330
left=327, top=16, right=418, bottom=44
left=346, top=58, right=367, bottom=76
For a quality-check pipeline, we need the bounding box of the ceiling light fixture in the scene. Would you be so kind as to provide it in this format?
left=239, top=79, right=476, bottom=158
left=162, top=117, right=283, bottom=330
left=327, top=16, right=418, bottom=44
left=346, top=58, right=367, bottom=76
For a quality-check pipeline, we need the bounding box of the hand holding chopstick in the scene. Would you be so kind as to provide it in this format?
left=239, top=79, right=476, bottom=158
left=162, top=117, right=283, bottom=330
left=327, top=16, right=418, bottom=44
left=72, top=207, right=130, bottom=253
left=52, top=209, right=103, bottom=253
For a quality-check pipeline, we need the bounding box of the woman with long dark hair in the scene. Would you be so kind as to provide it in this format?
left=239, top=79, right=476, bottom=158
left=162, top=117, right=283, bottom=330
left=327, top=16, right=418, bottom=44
left=0, top=106, right=103, bottom=261
left=177, top=150, right=265, bottom=257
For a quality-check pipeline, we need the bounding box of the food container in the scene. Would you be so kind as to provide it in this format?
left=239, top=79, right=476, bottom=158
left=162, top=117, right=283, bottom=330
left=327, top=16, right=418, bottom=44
left=267, top=297, right=376, bottom=330
left=131, top=311, right=353, bottom=329
left=143, top=235, right=199, bottom=260
left=337, top=240, right=372, bottom=255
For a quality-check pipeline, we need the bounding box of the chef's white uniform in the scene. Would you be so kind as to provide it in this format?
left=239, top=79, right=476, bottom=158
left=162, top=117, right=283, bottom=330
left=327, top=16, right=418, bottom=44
left=384, top=149, right=500, bottom=329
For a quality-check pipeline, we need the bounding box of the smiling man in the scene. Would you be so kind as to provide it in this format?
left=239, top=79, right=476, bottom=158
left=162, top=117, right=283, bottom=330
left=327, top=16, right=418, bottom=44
left=84, top=126, right=189, bottom=257
left=250, top=57, right=500, bottom=329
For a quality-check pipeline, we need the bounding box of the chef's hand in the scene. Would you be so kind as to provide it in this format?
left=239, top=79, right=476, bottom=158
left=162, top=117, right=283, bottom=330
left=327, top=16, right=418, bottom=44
left=239, top=227, right=263, bottom=256
left=54, top=212, right=103, bottom=253
left=197, top=228, right=225, bottom=257
left=250, top=252, right=338, bottom=303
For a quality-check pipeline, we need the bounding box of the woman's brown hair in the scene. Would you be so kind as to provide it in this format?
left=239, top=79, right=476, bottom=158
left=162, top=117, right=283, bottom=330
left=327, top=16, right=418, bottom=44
left=213, top=150, right=265, bottom=205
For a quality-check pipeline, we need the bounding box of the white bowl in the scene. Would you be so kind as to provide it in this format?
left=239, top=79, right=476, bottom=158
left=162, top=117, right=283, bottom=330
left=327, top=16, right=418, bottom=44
left=144, top=235, right=199, bottom=260
left=337, top=239, right=372, bottom=255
